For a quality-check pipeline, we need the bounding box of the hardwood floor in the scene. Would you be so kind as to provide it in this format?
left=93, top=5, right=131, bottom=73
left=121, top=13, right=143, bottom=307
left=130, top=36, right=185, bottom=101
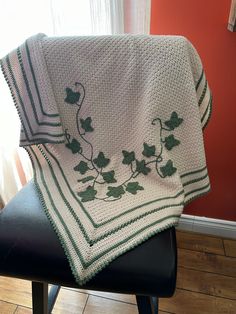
left=0, top=230, right=235, bottom=314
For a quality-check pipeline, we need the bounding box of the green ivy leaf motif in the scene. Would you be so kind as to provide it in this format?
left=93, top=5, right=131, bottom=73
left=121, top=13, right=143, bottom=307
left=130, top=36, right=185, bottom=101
left=66, top=139, right=81, bottom=154
left=65, top=82, right=184, bottom=203
left=74, top=161, right=89, bottom=174
left=106, top=185, right=125, bottom=198
left=160, top=160, right=177, bottom=177
left=93, top=152, right=110, bottom=168
left=142, top=143, right=156, bottom=158
left=78, top=186, right=97, bottom=202
left=164, top=112, right=183, bottom=130
left=64, top=87, right=80, bottom=104
left=126, top=182, right=144, bottom=195
left=101, top=171, right=117, bottom=183
left=164, top=135, right=180, bottom=151
left=80, top=117, right=94, bottom=132
left=136, top=160, right=151, bottom=175
left=122, top=150, right=135, bottom=165
left=78, top=176, right=95, bottom=183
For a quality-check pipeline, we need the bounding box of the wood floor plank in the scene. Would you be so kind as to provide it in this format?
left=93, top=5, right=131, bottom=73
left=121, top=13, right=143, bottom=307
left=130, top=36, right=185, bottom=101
left=14, top=305, right=173, bottom=314
left=177, top=267, right=236, bottom=299
left=83, top=295, right=138, bottom=314
left=75, top=289, right=136, bottom=304
left=15, top=306, right=31, bottom=313
left=0, top=300, right=17, bottom=314
left=52, top=288, right=88, bottom=314
left=160, top=289, right=236, bottom=314
left=15, top=296, right=171, bottom=314
left=178, top=248, right=236, bottom=277
left=63, top=289, right=172, bottom=312
left=0, top=277, right=88, bottom=314
left=223, top=239, right=236, bottom=257
left=0, top=277, right=31, bottom=307
left=12, top=288, right=88, bottom=314
left=176, top=231, right=225, bottom=255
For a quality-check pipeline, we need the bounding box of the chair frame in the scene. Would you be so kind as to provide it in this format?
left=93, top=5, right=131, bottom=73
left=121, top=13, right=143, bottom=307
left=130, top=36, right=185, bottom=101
left=31, top=281, right=159, bottom=314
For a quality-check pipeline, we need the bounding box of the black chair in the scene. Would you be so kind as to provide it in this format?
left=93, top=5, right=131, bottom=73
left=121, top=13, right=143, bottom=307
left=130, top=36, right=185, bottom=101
left=0, top=181, right=177, bottom=314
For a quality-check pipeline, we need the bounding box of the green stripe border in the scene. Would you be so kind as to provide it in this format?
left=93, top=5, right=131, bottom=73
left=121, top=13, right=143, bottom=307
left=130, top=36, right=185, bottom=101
left=4, top=55, right=64, bottom=141
left=17, top=47, right=61, bottom=127
left=25, top=40, right=59, bottom=118
left=180, top=165, right=207, bottom=179
left=202, top=93, right=213, bottom=130
left=196, top=69, right=204, bottom=90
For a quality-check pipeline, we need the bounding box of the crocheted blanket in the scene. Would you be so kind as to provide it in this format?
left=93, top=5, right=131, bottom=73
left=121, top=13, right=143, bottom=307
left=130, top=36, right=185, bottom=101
left=1, top=34, right=212, bottom=285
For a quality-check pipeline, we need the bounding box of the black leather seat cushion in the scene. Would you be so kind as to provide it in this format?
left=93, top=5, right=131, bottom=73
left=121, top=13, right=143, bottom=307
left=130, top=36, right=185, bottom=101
left=0, top=182, right=177, bottom=297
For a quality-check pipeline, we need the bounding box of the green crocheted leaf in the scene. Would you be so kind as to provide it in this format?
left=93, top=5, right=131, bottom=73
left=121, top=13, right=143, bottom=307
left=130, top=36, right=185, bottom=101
left=164, top=112, right=183, bottom=130
left=93, top=152, right=110, bottom=168
left=160, top=160, right=177, bottom=177
left=64, top=87, right=80, bottom=104
left=135, top=160, right=151, bottom=175
left=126, top=182, right=144, bottom=195
left=164, top=135, right=180, bottom=150
left=66, top=139, right=81, bottom=154
left=122, top=150, right=135, bottom=165
left=106, top=185, right=125, bottom=198
left=142, top=143, right=156, bottom=158
left=78, top=176, right=95, bottom=183
left=78, top=186, right=97, bottom=202
left=101, top=171, right=117, bottom=183
left=80, top=117, right=94, bottom=132
left=74, top=161, right=89, bottom=174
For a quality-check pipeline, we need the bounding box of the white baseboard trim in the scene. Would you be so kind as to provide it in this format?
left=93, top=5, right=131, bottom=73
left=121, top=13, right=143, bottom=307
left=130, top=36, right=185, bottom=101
left=177, top=214, right=236, bottom=239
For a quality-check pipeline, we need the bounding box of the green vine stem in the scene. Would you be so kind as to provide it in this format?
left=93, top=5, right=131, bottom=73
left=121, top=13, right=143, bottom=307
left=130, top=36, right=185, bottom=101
left=75, top=83, right=99, bottom=175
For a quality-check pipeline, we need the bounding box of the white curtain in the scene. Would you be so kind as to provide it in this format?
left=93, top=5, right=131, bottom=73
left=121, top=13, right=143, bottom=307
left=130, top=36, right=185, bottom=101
left=124, top=0, right=151, bottom=34
left=0, top=0, right=151, bottom=205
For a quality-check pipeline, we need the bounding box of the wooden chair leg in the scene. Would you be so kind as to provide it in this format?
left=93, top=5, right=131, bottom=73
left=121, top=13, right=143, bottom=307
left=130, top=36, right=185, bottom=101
left=32, top=281, right=61, bottom=314
left=136, top=295, right=159, bottom=314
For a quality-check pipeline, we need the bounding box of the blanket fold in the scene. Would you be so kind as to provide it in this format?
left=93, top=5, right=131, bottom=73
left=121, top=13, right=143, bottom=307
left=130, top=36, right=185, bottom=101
left=1, top=34, right=212, bottom=285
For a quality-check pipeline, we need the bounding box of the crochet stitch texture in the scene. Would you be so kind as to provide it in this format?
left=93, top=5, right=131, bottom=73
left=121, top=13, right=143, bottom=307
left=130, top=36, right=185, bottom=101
left=1, top=34, right=212, bottom=285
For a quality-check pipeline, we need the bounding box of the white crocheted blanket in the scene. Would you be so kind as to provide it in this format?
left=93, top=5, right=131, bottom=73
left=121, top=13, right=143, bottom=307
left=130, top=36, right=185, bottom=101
left=1, top=34, right=212, bottom=285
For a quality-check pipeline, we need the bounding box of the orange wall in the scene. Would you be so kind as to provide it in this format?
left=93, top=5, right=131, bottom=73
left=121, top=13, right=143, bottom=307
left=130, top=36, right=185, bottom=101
left=150, top=0, right=236, bottom=221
